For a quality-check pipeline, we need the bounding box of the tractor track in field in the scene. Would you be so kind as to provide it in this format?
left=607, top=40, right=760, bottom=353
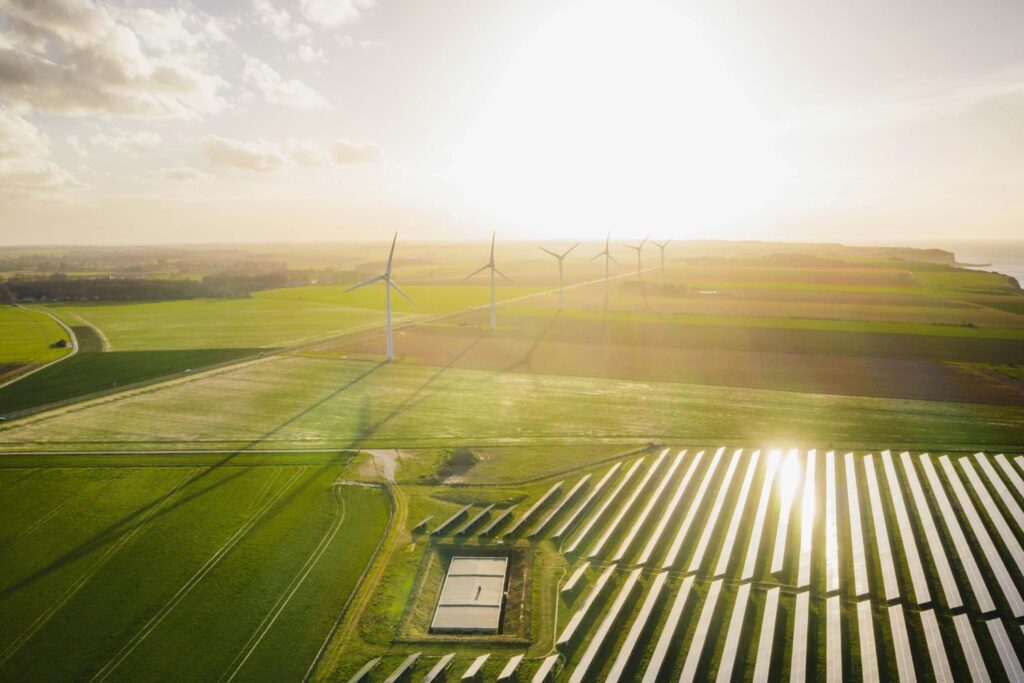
left=89, top=467, right=307, bottom=683
left=0, top=468, right=197, bottom=670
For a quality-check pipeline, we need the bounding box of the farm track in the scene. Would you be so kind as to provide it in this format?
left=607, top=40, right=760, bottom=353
left=0, top=306, right=78, bottom=391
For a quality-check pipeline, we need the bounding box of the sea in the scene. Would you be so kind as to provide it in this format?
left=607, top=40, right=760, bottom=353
left=872, top=239, right=1024, bottom=285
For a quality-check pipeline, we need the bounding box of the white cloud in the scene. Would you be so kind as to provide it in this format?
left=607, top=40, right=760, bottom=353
left=0, top=107, right=81, bottom=196
left=201, top=134, right=381, bottom=172
left=299, top=0, right=374, bottom=28
left=242, top=54, right=329, bottom=109
left=90, top=129, right=162, bottom=153
left=202, top=135, right=287, bottom=172
left=289, top=43, right=325, bottom=64
left=252, top=0, right=310, bottom=42
left=0, top=0, right=228, bottom=119
left=66, top=135, right=88, bottom=156
left=331, top=138, right=382, bottom=163
left=159, top=165, right=213, bottom=181
left=336, top=35, right=386, bottom=49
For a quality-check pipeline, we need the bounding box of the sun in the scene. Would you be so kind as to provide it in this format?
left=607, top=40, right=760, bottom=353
left=448, top=0, right=786, bottom=239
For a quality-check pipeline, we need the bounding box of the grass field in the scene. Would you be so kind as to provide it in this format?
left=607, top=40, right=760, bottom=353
left=2, top=355, right=1022, bottom=454
left=0, top=306, right=70, bottom=368
left=253, top=284, right=547, bottom=313
left=0, top=458, right=389, bottom=681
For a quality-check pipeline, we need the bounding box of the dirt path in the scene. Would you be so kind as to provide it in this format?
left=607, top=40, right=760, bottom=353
left=0, top=306, right=78, bottom=391
left=359, top=449, right=400, bottom=482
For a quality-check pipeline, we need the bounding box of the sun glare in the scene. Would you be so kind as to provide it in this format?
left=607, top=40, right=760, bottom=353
left=449, top=0, right=786, bottom=238
left=777, top=448, right=802, bottom=506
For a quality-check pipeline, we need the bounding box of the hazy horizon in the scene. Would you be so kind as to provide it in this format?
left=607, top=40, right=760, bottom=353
left=3, top=0, right=1024, bottom=244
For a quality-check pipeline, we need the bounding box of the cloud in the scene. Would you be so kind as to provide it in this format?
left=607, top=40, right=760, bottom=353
left=159, top=165, right=213, bottom=181
left=0, top=107, right=81, bottom=196
left=252, top=0, right=310, bottom=42
left=299, top=0, right=374, bottom=28
left=90, top=129, right=161, bottom=153
left=202, top=134, right=381, bottom=172
left=0, top=0, right=228, bottom=118
left=242, top=54, right=329, bottom=109
left=331, top=139, right=382, bottom=163
left=202, top=135, right=287, bottom=172
left=289, top=44, right=325, bottom=64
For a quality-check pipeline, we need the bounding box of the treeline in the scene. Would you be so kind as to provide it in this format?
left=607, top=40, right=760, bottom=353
left=0, top=269, right=362, bottom=303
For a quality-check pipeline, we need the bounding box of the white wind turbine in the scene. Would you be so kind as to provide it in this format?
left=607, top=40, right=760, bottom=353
left=345, top=233, right=413, bottom=361
left=590, top=232, right=618, bottom=311
left=625, top=236, right=649, bottom=278
left=465, top=232, right=511, bottom=329
left=652, top=239, right=672, bottom=274
left=539, top=242, right=579, bottom=310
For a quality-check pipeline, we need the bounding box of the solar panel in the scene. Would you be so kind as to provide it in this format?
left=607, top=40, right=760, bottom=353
left=975, top=453, right=1024, bottom=533
left=900, top=452, right=961, bottom=609
left=678, top=579, right=723, bottom=683
left=770, top=449, right=800, bottom=575
left=606, top=572, right=668, bottom=683
left=662, top=447, right=725, bottom=568
left=741, top=450, right=781, bottom=581
left=561, top=561, right=589, bottom=595
left=556, top=563, right=616, bottom=647
left=461, top=654, right=489, bottom=681
left=497, top=654, right=523, bottom=682
left=952, top=614, right=987, bottom=681
left=637, top=450, right=703, bottom=566
left=888, top=605, right=916, bottom=682
left=479, top=505, right=517, bottom=537
left=530, top=654, right=559, bottom=683
left=567, top=568, right=642, bottom=683
left=789, top=591, right=810, bottom=683
left=826, top=596, right=841, bottom=683
left=565, top=458, right=644, bottom=554
left=920, top=610, right=952, bottom=683
left=454, top=504, right=495, bottom=536
left=529, top=474, right=590, bottom=537
left=796, top=449, right=817, bottom=588
left=921, top=455, right=993, bottom=613
left=432, top=504, right=472, bottom=535
left=346, top=657, right=380, bottom=683
left=552, top=462, right=622, bottom=541
left=588, top=450, right=668, bottom=557
left=503, top=481, right=564, bottom=538
left=881, top=450, right=929, bottom=605
left=715, top=582, right=751, bottom=683
left=960, top=458, right=1024, bottom=577
left=863, top=455, right=900, bottom=601
left=845, top=453, right=870, bottom=597
left=641, top=575, right=695, bottom=683
left=987, top=619, right=1024, bottom=683
left=689, top=448, right=742, bottom=572
left=422, top=653, right=455, bottom=683
left=941, top=455, right=1024, bottom=617
left=824, top=451, right=839, bottom=593
left=383, top=652, right=420, bottom=683
left=857, top=600, right=879, bottom=683
left=751, top=587, right=780, bottom=683
left=612, top=450, right=686, bottom=562
left=995, top=453, right=1024, bottom=505
left=713, top=451, right=761, bottom=577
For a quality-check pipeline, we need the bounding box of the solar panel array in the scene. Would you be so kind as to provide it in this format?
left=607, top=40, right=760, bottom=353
left=360, top=449, right=1024, bottom=681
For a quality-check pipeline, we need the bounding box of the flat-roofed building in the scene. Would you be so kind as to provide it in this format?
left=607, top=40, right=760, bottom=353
left=431, top=557, right=508, bottom=633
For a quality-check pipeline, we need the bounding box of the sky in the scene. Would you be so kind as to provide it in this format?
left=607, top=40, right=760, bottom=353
left=1, top=0, right=1024, bottom=245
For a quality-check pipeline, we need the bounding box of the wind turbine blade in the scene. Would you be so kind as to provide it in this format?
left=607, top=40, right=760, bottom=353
left=494, top=267, right=513, bottom=283
left=590, top=251, right=606, bottom=262
left=386, top=233, right=398, bottom=274
left=539, top=247, right=560, bottom=258
left=640, top=236, right=649, bottom=248
left=389, top=279, right=414, bottom=304
left=490, top=231, right=496, bottom=264
left=608, top=253, right=619, bottom=265
left=562, top=242, right=581, bottom=258
left=463, top=263, right=490, bottom=281
left=345, top=273, right=385, bottom=292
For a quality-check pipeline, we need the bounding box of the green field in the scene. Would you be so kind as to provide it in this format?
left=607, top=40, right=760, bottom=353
left=2, top=355, right=1021, bottom=453
left=0, top=457, right=389, bottom=681
left=0, top=306, right=70, bottom=367
left=253, top=284, right=547, bottom=314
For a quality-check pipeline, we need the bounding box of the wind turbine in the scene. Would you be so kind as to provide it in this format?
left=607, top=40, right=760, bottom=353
left=625, top=236, right=649, bottom=278
left=539, top=242, right=579, bottom=310
left=652, top=239, right=671, bottom=274
left=590, top=232, right=618, bottom=311
left=465, top=232, right=511, bottom=329
left=345, top=233, right=413, bottom=361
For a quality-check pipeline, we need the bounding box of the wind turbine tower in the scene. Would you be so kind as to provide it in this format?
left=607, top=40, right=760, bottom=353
left=625, top=236, right=649, bottom=278
left=539, top=242, right=579, bottom=310
left=652, top=239, right=672, bottom=275
left=345, top=233, right=413, bottom=362
left=590, top=232, right=618, bottom=311
left=465, top=232, right=511, bottom=329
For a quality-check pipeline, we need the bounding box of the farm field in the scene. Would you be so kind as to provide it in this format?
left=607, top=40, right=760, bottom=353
left=0, top=457, right=389, bottom=682
left=325, top=447, right=1024, bottom=682
left=0, top=307, right=71, bottom=381
left=1, top=355, right=1023, bottom=454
